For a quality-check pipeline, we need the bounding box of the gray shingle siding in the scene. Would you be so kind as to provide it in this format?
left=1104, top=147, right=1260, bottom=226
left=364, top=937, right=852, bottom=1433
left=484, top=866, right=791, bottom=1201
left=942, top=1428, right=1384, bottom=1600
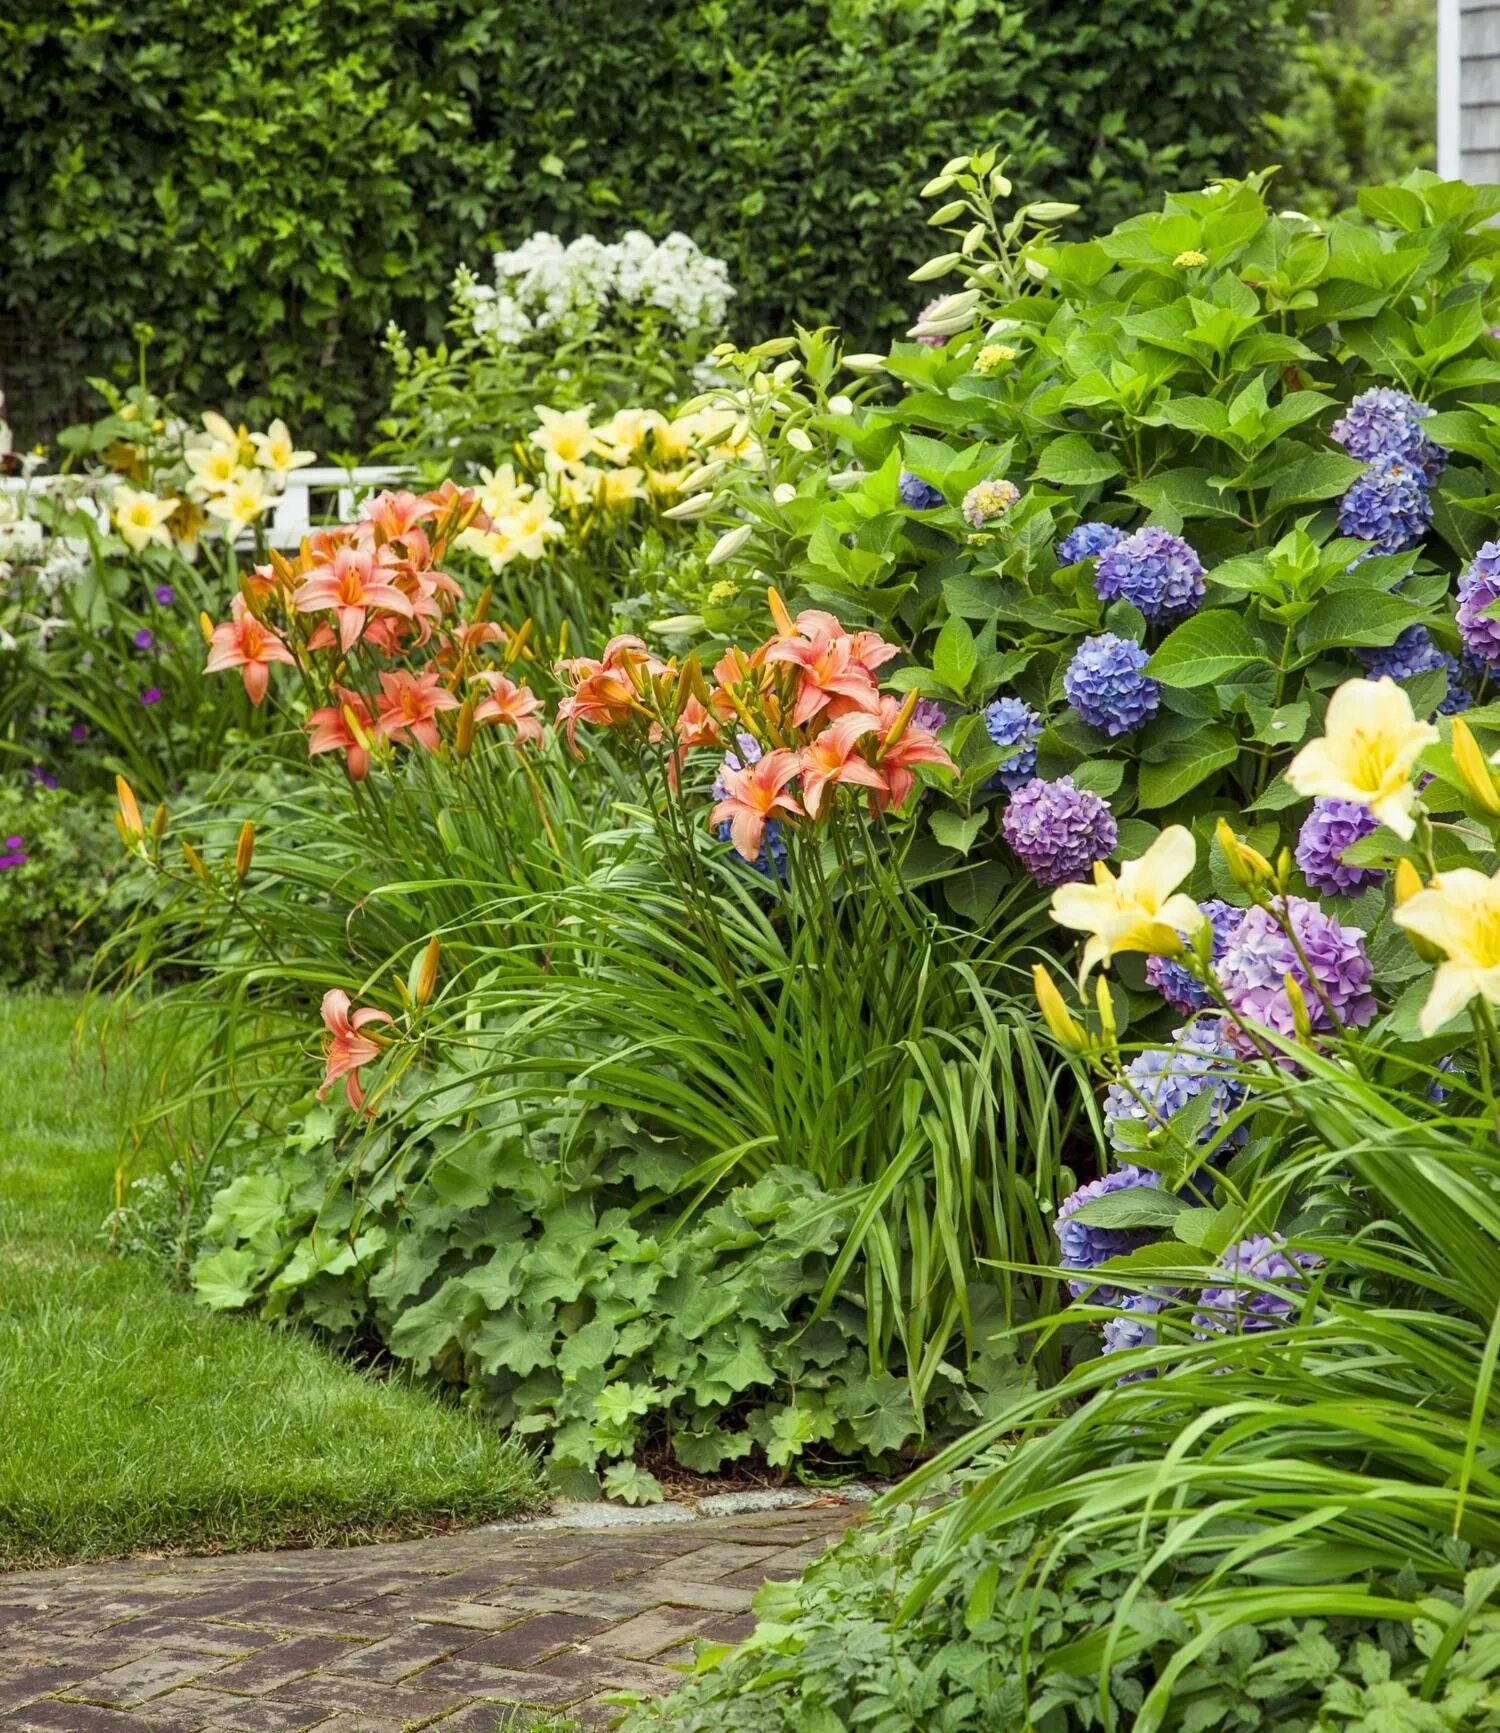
left=1446, top=0, right=1500, bottom=178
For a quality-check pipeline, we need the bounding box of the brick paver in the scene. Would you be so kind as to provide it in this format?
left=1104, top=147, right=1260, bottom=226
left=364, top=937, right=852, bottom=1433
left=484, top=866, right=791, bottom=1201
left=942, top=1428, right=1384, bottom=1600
left=0, top=1500, right=859, bottom=1731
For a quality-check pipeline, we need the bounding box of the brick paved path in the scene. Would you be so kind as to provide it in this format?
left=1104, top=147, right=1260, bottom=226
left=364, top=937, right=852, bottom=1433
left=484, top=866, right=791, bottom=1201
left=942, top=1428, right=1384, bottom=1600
left=0, top=1499, right=859, bottom=1731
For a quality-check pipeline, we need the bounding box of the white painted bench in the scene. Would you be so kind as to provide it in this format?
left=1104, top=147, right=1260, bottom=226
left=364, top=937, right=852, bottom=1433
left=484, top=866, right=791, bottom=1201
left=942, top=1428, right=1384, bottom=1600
left=0, top=466, right=411, bottom=551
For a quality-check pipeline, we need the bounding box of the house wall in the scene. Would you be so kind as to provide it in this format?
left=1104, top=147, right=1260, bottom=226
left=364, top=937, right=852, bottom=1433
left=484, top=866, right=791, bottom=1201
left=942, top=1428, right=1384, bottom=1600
left=1440, top=0, right=1500, bottom=180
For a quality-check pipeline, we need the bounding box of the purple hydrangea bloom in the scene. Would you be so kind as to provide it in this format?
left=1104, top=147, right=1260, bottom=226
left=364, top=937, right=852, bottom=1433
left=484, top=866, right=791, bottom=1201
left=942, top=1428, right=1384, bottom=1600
left=1191, top=1234, right=1322, bottom=1337
left=1053, top=1164, right=1161, bottom=1297
left=1103, top=1016, right=1245, bottom=1151
left=0, top=834, right=25, bottom=871
left=153, top=584, right=176, bottom=607
left=1146, top=898, right=1240, bottom=1015
left=1094, top=526, right=1205, bottom=623
left=1337, top=451, right=1433, bottom=555
left=1357, top=625, right=1471, bottom=715
left=1102, top=1289, right=1174, bottom=1368
left=1057, top=521, right=1125, bottom=567
left=1002, top=776, right=1117, bottom=887
left=1295, top=798, right=1382, bottom=897
left=898, top=471, right=945, bottom=511
left=1064, top=634, right=1160, bottom=736
left=1218, top=898, right=1377, bottom=1041
left=1457, top=542, right=1500, bottom=670
left=962, top=477, right=1020, bottom=530
left=983, top=695, right=1042, bottom=792
left=1331, top=387, right=1447, bottom=483
left=912, top=699, right=947, bottom=734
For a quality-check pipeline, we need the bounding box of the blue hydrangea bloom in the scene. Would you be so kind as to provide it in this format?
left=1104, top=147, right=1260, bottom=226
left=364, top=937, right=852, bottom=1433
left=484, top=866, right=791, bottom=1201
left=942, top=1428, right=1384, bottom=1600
left=1191, top=1234, right=1322, bottom=1337
left=1001, top=775, right=1117, bottom=887
left=1053, top=1164, right=1161, bottom=1297
left=1358, top=625, right=1471, bottom=715
left=1064, top=634, right=1160, bottom=736
left=1094, top=526, right=1205, bottom=623
left=1146, top=898, right=1240, bottom=1015
left=898, top=470, right=945, bottom=511
left=1331, top=387, right=1447, bottom=483
left=1103, top=1016, right=1245, bottom=1152
left=1057, top=521, right=1125, bottom=566
left=1457, top=541, right=1500, bottom=670
left=1337, top=451, right=1433, bottom=555
left=1295, top=798, right=1382, bottom=897
left=983, top=696, right=1042, bottom=792
left=1102, top=1289, right=1174, bottom=1370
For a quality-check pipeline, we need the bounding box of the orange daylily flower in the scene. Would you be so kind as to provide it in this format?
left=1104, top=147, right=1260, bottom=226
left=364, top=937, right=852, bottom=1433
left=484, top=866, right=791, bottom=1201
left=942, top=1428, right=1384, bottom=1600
left=798, top=712, right=887, bottom=818
left=868, top=693, right=957, bottom=809
left=294, top=544, right=414, bottom=651
left=307, top=685, right=376, bottom=781
left=204, top=594, right=296, bottom=705
left=471, top=672, right=545, bottom=745
left=316, top=988, right=394, bottom=1112
left=710, top=748, right=803, bottom=862
left=374, top=668, right=461, bottom=752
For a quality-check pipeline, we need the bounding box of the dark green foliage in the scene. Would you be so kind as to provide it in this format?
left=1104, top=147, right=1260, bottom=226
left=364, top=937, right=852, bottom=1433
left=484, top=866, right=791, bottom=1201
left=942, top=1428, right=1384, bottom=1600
left=0, top=783, right=119, bottom=987
left=0, top=0, right=1293, bottom=444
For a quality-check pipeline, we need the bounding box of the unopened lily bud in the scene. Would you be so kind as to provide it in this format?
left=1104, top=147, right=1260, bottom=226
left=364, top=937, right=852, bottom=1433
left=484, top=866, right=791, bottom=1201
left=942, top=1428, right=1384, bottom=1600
left=909, top=252, right=962, bottom=283
left=1216, top=818, right=1274, bottom=891
left=749, top=336, right=798, bottom=359
left=1033, top=964, right=1087, bottom=1052
left=267, top=548, right=299, bottom=591
left=473, top=584, right=494, bottom=625
left=771, top=359, right=801, bottom=384
left=767, top=587, right=795, bottom=638
left=677, top=462, right=724, bottom=494
left=1284, top=972, right=1315, bottom=1043
left=921, top=174, right=956, bottom=198
left=928, top=199, right=967, bottom=225
left=961, top=223, right=986, bottom=257
left=843, top=353, right=887, bottom=375
left=827, top=394, right=854, bottom=416
left=1393, top=857, right=1423, bottom=906
left=1451, top=716, right=1500, bottom=814
left=455, top=696, right=476, bottom=759
left=706, top=524, right=752, bottom=567
left=415, top=935, right=441, bottom=1006
left=773, top=483, right=797, bottom=506
left=908, top=289, right=981, bottom=340
left=150, top=803, right=168, bottom=841
left=988, top=168, right=1012, bottom=198
left=181, top=839, right=210, bottom=882
left=881, top=690, right=920, bottom=751
left=199, top=610, right=215, bottom=645
left=116, top=775, right=144, bottom=840
left=785, top=427, right=813, bottom=453
left=940, top=155, right=969, bottom=177
left=1094, top=974, right=1118, bottom=1046
left=233, top=820, right=254, bottom=882
left=663, top=492, right=717, bottom=521
left=1027, top=201, right=1081, bottom=222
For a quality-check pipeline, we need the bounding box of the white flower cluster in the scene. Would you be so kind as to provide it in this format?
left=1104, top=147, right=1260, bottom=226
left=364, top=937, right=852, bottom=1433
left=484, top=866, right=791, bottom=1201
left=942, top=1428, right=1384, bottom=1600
left=454, top=230, right=733, bottom=347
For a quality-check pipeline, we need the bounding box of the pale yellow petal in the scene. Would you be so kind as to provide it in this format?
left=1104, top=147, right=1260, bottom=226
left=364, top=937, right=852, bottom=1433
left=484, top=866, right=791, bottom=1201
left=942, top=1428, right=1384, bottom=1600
left=1419, top=961, right=1484, bottom=1034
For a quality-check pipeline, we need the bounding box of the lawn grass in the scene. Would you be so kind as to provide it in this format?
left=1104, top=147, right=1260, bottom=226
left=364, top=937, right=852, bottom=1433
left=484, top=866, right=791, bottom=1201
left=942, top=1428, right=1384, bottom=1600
left=0, top=993, right=542, bottom=1568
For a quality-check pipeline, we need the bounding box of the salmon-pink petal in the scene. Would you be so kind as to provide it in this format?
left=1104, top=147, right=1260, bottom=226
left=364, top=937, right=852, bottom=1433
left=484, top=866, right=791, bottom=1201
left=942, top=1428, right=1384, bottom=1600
left=728, top=808, right=765, bottom=862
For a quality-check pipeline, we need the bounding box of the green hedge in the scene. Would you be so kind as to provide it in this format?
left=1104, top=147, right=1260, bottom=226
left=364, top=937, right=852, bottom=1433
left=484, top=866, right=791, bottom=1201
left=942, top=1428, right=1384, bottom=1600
left=0, top=0, right=1293, bottom=445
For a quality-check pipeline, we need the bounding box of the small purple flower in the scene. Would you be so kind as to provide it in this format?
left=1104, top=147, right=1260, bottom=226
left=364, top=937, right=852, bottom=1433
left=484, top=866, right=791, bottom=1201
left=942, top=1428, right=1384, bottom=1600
left=1218, top=898, right=1377, bottom=1042
left=1064, top=634, right=1160, bottom=737
left=1457, top=542, right=1500, bottom=671
left=1427, top=1054, right=1459, bottom=1106
left=1357, top=625, right=1471, bottom=716
left=962, top=477, right=1020, bottom=531
left=1337, top=451, right=1433, bottom=555
left=1053, top=1164, right=1161, bottom=1297
left=983, top=695, right=1042, bottom=792
left=1146, top=898, right=1240, bottom=1014
left=1331, top=387, right=1447, bottom=483
left=898, top=470, right=945, bottom=511
left=133, top=628, right=156, bottom=652
left=69, top=723, right=89, bottom=743
left=153, top=584, right=176, bottom=606
left=1001, top=775, right=1117, bottom=887
left=1094, top=527, right=1205, bottom=623
left=29, top=765, right=57, bottom=790
left=1295, top=798, right=1382, bottom=896
left=0, top=834, right=26, bottom=870
left=1057, top=521, right=1126, bottom=567
left=912, top=699, right=948, bottom=734
left=1102, top=1016, right=1245, bottom=1151
left=140, top=687, right=163, bottom=707
left=1191, top=1234, right=1322, bottom=1337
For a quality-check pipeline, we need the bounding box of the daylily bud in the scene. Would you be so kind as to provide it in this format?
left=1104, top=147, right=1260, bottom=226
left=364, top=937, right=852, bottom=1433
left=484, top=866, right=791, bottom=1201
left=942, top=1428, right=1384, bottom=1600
left=199, top=610, right=215, bottom=645
left=749, top=337, right=798, bottom=359
left=1451, top=716, right=1500, bottom=814
left=827, top=394, right=854, bottom=415
left=181, top=840, right=210, bottom=882
left=415, top=935, right=441, bottom=1007
left=473, top=584, right=494, bottom=625
left=1393, top=858, right=1443, bottom=960
left=881, top=689, right=920, bottom=751
left=909, top=252, right=961, bottom=283
left=233, top=820, right=254, bottom=882
left=908, top=289, right=981, bottom=339
left=506, top=617, right=535, bottom=664
left=1033, top=964, right=1087, bottom=1052
left=150, top=803, right=168, bottom=841
left=843, top=354, right=887, bottom=375
left=1027, top=201, right=1081, bottom=221
left=771, top=359, right=801, bottom=384
left=785, top=427, right=813, bottom=453
left=557, top=618, right=570, bottom=658
left=961, top=223, right=986, bottom=256
left=773, top=483, right=797, bottom=505
left=1284, top=972, right=1314, bottom=1043
left=921, top=175, right=956, bottom=197
left=706, top=524, right=752, bottom=567
left=663, top=491, right=717, bottom=521
left=1093, top=974, right=1118, bottom=1046
left=677, top=462, right=724, bottom=494
left=455, top=696, right=476, bottom=759
left=928, top=199, right=967, bottom=225
left=767, top=587, right=795, bottom=638
left=268, top=548, right=299, bottom=591
left=1216, top=818, right=1274, bottom=891
left=116, top=775, right=144, bottom=840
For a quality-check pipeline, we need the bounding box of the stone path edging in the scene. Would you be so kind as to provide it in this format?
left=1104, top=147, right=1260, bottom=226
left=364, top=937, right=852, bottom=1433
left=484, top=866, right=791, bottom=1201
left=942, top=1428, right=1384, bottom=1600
left=0, top=1496, right=864, bottom=1731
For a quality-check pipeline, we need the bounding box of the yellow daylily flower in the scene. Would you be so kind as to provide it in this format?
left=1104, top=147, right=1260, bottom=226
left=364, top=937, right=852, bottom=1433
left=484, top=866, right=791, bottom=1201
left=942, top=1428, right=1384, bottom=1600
left=113, top=485, right=179, bottom=552
left=594, top=406, right=663, bottom=465
left=531, top=405, right=601, bottom=477
left=250, top=418, right=315, bottom=478
left=185, top=442, right=242, bottom=495
left=1049, top=825, right=1205, bottom=977
left=1392, top=867, right=1500, bottom=1032
left=1285, top=678, right=1437, bottom=839
left=476, top=462, right=533, bottom=520
left=200, top=410, right=244, bottom=450
left=206, top=468, right=270, bottom=528
left=597, top=465, right=648, bottom=510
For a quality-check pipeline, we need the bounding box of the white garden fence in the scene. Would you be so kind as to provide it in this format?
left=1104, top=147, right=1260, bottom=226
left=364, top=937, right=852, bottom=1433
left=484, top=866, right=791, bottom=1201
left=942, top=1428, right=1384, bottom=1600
left=0, top=466, right=410, bottom=551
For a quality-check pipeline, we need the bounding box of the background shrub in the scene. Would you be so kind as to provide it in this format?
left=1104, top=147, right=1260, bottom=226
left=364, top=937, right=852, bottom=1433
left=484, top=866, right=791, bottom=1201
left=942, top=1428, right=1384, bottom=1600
left=0, top=0, right=1294, bottom=446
